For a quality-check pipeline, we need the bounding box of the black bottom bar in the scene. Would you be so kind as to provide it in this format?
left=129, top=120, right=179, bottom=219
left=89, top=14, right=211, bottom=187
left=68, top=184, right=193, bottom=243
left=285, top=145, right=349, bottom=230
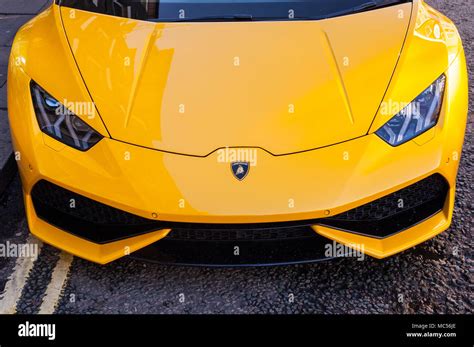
left=0, top=314, right=471, bottom=346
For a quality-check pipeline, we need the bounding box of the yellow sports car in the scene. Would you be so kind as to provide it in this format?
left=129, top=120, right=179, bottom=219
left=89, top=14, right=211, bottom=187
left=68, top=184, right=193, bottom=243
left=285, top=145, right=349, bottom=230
left=7, top=0, right=468, bottom=265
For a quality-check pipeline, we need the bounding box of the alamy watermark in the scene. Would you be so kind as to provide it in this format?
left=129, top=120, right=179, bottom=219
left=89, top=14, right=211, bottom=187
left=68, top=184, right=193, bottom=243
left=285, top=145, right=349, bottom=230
left=217, top=147, right=258, bottom=166
left=0, top=241, right=39, bottom=259
left=55, top=99, right=96, bottom=119
left=18, top=322, right=55, bottom=341
left=380, top=100, right=421, bottom=117
left=325, top=241, right=365, bottom=261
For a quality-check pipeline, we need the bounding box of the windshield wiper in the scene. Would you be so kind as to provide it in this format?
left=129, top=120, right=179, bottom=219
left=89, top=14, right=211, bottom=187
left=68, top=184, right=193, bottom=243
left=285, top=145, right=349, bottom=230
left=154, top=14, right=254, bottom=22
left=321, top=0, right=392, bottom=19
left=353, top=1, right=378, bottom=12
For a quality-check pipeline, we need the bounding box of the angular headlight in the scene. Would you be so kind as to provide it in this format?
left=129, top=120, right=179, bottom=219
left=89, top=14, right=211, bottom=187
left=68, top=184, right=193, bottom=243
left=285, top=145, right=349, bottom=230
left=376, top=75, right=446, bottom=146
left=30, top=81, right=103, bottom=151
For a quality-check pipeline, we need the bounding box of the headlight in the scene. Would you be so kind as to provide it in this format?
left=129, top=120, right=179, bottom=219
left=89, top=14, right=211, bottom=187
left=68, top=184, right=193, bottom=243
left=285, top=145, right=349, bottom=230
left=376, top=75, right=446, bottom=146
left=30, top=81, right=103, bottom=151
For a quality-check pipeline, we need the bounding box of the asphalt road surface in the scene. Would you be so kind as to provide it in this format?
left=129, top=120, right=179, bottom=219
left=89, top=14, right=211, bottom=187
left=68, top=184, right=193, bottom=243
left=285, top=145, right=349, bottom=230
left=0, top=0, right=472, bottom=314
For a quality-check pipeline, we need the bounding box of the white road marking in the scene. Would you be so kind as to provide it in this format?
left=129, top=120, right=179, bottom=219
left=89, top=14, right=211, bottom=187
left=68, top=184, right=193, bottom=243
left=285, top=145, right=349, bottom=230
left=38, top=252, right=73, bottom=314
left=0, top=234, right=43, bottom=314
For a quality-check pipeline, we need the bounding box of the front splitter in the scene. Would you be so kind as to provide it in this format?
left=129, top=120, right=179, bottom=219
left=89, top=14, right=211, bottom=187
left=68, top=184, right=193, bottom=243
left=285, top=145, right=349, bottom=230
left=130, top=227, right=355, bottom=267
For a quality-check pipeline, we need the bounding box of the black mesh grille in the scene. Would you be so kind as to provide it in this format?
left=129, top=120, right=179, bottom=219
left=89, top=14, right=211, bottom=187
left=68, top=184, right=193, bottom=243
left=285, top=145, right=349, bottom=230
left=321, top=174, right=449, bottom=238
left=31, top=180, right=163, bottom=244
left=32, top=180, right=151, bottom=225
left=165, top=227, right=316, bottom=242
left=30, top=174, right=449, bottom=244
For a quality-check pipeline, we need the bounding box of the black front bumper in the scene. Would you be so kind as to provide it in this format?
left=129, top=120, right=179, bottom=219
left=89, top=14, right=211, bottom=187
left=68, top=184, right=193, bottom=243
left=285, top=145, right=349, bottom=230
left=30, top=174, right=449, bottom=266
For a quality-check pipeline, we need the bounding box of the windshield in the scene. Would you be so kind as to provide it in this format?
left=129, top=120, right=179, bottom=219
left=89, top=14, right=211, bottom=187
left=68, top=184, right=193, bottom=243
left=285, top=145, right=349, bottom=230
left=57, top=0, right=410, bottom=22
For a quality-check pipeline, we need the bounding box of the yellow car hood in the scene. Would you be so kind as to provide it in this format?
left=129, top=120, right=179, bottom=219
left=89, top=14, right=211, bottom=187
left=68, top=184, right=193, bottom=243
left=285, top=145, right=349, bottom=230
left=61, top=3, right=411, bottom=156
